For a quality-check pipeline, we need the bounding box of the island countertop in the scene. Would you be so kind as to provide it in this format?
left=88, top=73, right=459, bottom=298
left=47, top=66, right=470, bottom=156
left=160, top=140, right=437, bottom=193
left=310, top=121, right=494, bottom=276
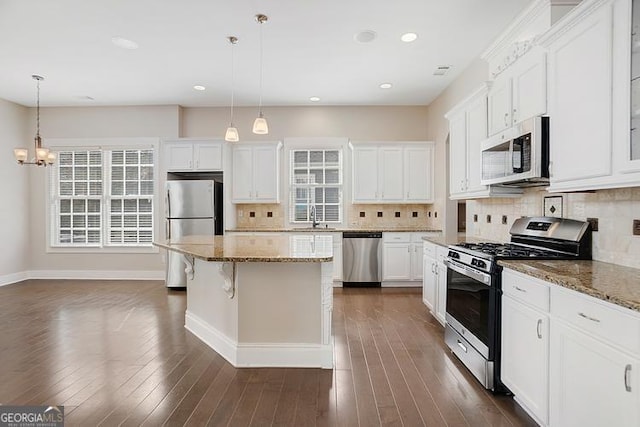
left=154, top=234, right=333, bottom=262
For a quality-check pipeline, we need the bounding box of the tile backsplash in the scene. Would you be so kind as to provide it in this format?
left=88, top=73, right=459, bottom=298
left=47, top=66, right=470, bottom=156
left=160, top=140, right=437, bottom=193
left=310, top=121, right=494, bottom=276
left=467, top=187, right=640, bottom=269
left=234, top=203, right=441, bottom=229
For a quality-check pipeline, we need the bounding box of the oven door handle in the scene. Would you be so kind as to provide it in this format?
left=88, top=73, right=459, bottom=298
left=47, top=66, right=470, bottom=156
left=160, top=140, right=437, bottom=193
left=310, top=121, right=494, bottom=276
left=443, top=259, right=492, bottom=286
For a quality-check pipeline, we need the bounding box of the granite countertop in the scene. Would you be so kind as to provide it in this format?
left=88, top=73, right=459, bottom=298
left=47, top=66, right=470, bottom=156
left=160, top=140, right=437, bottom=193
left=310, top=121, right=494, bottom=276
left=422, top=233, right=500, bottom=247
left=499, top=260, right=640, bottom=313
left=226, top=227, right=442, bottom=233
left=154, top=234, right=333, bottom=263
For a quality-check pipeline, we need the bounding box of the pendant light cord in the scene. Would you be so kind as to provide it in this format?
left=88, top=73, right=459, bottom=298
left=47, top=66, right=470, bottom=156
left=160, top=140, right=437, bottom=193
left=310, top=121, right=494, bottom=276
left=36, top=77, right=40, bottom=140
left=258, top=18, right=263, bottom=115
left=230, top=39, right=235, bottom=125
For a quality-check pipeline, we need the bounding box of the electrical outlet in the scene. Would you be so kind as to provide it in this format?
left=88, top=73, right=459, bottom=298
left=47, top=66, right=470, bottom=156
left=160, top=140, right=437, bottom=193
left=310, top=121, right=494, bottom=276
left=633, top=219, right=640, bottom=236
left=587, top=217, right=599, bottom=232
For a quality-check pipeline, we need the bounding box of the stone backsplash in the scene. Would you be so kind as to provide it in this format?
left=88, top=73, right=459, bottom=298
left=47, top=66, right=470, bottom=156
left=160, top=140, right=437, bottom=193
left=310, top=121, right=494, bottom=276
left=234, top=203, right=440, bottom=229
left=466, top=187, right=640, bottom=269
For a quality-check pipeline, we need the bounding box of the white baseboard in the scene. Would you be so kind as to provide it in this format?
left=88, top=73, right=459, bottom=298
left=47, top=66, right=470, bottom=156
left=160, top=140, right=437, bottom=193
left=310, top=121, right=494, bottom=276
left=381, top=281, right=422, bottom=288
left=0, top=271, right=29, bottom=287
left=185, top=310, right=334, bottom=369
left=27, top=270, right=164, bottom=280
left=0, top=270, right=164, bottom=285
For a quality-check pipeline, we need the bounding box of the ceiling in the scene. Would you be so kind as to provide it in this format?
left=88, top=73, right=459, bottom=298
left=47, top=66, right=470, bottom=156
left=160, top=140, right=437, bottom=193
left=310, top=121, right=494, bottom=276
left=0, top=0, right=532, bottom=108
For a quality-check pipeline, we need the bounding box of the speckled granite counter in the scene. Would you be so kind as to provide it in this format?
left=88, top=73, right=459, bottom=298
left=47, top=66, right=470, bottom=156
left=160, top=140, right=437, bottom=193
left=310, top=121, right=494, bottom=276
left=499, top=260, right=640, bottom=313
left=154, top=234, right=333, bottom=262
left=421, top=234, right=500, bottom=247
left=226, top=227, right=441, bottom=233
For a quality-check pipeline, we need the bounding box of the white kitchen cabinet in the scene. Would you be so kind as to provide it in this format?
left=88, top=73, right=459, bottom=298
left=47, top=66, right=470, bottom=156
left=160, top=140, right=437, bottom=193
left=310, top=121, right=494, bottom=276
left=550, top=320, right=639, bottom=427
left=164, top=140, right=223, bottom=172
left=539, top=0, right=640, bottom=191
left=487, top=48, right=547, bottom=137
left=331, top=232, right=343, bottom=283
left=422, top=240, right=447, bottom=326
left=404, top=145, right=434, bottom=202
left=351, top=142, right=434, bottom=203
left=501, top=269, right=550, bottom=426
left=446, top=86, right=522, bottom=200
left=382, top=233, right=428, bottom=285
left=231, top=142, right=281, bottom=203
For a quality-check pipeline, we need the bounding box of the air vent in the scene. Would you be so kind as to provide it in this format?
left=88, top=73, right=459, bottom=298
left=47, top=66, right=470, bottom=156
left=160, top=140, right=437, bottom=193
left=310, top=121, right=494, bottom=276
left=433, top=65, right=451, bottom=76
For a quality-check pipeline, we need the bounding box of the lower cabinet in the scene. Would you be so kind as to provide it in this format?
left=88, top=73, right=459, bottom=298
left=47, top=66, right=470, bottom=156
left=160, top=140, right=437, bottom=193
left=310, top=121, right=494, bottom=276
left=382, top=232, right=431, bottom=286
left=501, top=268, right=640, bottom=427
left=422, top=241, right=447, bottom=325
left=331, top=233, right=343, bottom=283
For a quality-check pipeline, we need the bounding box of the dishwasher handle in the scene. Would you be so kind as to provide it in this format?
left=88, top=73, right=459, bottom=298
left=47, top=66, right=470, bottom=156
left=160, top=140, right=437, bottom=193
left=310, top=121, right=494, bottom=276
left=343, top=231, right=383, bottom=239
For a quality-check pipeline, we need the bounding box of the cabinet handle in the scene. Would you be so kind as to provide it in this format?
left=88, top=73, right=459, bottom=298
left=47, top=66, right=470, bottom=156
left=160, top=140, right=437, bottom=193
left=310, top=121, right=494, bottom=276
left=578, top=312, right=601, bottom=323
left=512, top=108, right=517, bottom=123
left=195, top=160, right=199, bottom=169
left=514, top=286, right=527, bottom=293
left=188, top=160, right=193, bottom=168
left=431, top=263, right=435, bottom=273
left=407, top=192, right=410, bottom=198
left=504, top=112, right=509, bottom=127
left=625, top=365, right=632, bottom=392
left=255, top=191, right=259, bottom=198
left=457, top=340, right=468, bottom=353
left=536, top=319, right=542, bottom=339
left=407, top=246, right=410, bottom=253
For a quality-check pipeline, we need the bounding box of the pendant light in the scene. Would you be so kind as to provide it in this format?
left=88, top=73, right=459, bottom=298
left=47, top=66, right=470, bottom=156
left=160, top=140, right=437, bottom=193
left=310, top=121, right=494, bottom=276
left=224, top=36, right=239, bottom=142
left=14, top=75, right=56, bottom=166
left=252, top=14, right=269, bottom=135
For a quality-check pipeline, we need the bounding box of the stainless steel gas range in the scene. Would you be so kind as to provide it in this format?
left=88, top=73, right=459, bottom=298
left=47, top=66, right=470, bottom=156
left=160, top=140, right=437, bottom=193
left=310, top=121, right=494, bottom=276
left=444, top=216, right=592, bottom=392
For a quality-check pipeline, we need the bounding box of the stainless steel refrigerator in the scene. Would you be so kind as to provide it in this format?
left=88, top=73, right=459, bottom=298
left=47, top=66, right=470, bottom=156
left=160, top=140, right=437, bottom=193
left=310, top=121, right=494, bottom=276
left=165, top=175, right=223, bottom=288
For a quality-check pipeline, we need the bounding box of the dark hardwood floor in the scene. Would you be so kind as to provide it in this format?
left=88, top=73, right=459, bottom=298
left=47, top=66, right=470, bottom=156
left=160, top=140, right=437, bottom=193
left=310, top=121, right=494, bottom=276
left=0, top=280, right=536, bottom=426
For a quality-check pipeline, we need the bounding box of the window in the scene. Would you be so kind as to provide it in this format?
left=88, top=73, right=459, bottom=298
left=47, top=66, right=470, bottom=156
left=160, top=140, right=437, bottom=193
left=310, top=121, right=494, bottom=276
left=51, top=148, right=154, bottom=247
left=289, top=149, right=342, bottom=224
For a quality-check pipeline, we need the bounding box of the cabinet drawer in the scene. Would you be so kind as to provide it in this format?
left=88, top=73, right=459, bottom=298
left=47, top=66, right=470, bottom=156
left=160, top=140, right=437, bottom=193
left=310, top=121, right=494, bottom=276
left=502, top=269, right=550, bottom=312
left=423, top=241, right=437, bottom=257
left=411, top=232, right=432, bottom=243
left=550, top=286, right=640, bottom=356
left=384, top=232, right=411, bottom=243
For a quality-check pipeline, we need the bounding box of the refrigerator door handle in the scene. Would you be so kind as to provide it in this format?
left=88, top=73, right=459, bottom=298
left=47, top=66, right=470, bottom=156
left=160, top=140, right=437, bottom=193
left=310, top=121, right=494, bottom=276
left=166, top=220, right=170, bottom=240
left=166, top=188, right=171, bottom=219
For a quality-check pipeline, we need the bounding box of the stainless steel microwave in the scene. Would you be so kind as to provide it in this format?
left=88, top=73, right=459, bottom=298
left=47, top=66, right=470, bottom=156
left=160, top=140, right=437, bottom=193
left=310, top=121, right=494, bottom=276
left=480, top=116, right=549, bottom=187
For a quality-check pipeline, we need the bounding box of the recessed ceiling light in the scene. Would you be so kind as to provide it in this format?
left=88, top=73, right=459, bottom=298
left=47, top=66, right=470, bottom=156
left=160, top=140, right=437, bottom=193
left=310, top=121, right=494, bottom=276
left=379, top=83, right=393, bottom=89
left=193, top=85, right=206, bottom=91
left=111, top=36, right=139, bottom=50
left=401, top=32, right=418, bottom=43
left=309, top=96, right=321, bottom=102
left=354, top=30, right=377, bottom=44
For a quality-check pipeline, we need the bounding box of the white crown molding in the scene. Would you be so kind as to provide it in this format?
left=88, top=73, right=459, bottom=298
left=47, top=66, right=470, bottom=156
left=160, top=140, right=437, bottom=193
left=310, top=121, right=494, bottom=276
left=538, top=0, right=613, bottom=47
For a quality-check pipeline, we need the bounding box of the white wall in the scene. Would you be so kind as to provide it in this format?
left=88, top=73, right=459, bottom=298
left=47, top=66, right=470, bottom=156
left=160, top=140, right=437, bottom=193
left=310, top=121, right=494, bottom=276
left=28, top=105, right=180, bottom=276
left=0, top=99, right=30, bottom=284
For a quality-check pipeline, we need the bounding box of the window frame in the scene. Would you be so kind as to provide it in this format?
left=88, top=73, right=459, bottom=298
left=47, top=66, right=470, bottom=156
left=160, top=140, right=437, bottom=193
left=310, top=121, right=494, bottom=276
left=283, top=138, right=349, bottom=228
left=45, top=138, right=160, bottom=254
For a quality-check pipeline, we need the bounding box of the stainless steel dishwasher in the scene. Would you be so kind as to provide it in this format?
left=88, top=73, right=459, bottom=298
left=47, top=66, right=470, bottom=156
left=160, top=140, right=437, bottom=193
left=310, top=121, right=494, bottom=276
left=342, top=231, right=382, bottom=287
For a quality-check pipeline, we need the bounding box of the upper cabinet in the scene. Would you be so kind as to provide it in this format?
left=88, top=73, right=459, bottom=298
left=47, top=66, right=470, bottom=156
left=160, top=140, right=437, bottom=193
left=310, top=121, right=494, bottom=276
left=539, top=0, right=640, bottom=191
left=231, top=142, right=281, bottom=203
left=488, top=49, right=547, bottom=137
left=446, top=86, right=522, bottom=200
left=164, top=140, right=223, bottom=172
left=351, top=142, right=434, bottom=204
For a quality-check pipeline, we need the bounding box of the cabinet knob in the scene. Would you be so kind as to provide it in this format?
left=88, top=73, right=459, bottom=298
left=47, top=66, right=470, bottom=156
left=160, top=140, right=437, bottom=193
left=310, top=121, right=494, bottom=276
left=504, top=112, right=509, bottom=127
left=512, top=108, right=517, bottom=123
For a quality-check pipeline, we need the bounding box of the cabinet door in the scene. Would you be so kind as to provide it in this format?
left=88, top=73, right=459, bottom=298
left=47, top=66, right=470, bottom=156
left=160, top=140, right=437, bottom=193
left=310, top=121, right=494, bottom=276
left=449, top=112, right=468, bottom=197
left=352, top=147, right=379, bottom=202
left=404, top=145, right=434, bottom=202
left=550, top=320, right=640, bottom=427
left=511, top=50, right=547, bottom=124
left=487, top=75, right=512, bottom=136
left=422, top=254, right=436, bottom=310
left=194, top=143, right=223, bottom=171
left=253, top=145, right=279, bottom=202
left=410, top=244, right=424, bottom=280
left=231, top=147, right=254, bottom=202
left=435, top=262, right=447, bottom=325
left=547, top=5, right=613, bottom=184
left=165, top=143, right=194, bottom=171
left=382, top=243, right=411, bottom=281
left=379, top=147, right=404, bottom=201
left=501, top=296, right=549, bottom=425
left=465, top=95, right=488, bottom=194
left=332, top=235, right=343, bottom=282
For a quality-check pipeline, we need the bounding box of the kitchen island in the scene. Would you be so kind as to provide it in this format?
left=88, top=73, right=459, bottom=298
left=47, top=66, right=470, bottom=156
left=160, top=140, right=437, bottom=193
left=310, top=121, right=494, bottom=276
left=154, top=234, right=334, bottom=368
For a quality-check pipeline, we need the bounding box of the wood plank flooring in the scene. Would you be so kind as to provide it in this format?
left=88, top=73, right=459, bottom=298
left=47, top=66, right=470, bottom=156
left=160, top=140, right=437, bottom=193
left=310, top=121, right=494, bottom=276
left=0, top=280, right=536, bottom=426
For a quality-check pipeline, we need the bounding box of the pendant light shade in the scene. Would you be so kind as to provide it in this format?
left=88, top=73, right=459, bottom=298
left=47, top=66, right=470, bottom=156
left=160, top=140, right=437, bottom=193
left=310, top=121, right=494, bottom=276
left=253, top=14, right=269, bottom=135
left=225, top=36, right=239, bottom=142
left=14, top=75, right=55, bottom=166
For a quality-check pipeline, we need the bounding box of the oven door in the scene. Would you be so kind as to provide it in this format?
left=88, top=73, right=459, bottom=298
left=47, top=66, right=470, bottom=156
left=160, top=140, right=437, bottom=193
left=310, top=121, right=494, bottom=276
left=444, top=258, right=496, bottom=359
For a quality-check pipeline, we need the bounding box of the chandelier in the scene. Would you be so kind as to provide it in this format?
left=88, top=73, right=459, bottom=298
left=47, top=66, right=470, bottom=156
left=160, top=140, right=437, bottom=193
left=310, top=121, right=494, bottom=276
left=14, top=75, right=56, bottom=166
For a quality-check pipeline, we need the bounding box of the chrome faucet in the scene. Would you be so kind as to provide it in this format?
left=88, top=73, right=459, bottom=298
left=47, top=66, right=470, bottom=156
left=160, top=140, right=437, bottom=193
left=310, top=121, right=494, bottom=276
left=310, top=206, right=319, bottom=228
